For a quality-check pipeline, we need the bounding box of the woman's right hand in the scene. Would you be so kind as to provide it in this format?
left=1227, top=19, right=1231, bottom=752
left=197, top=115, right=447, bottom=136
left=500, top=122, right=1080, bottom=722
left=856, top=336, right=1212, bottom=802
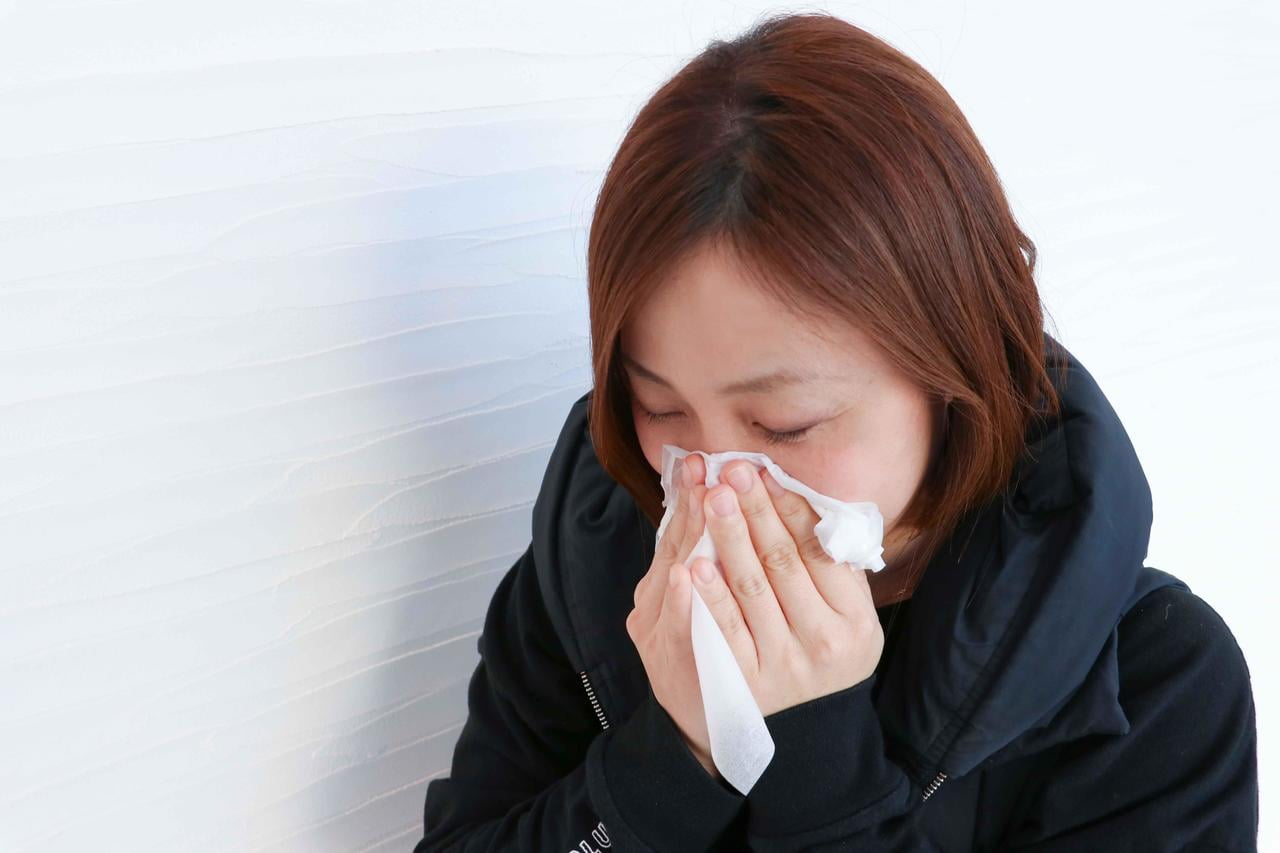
left=625, top=454, right=720, bottom=779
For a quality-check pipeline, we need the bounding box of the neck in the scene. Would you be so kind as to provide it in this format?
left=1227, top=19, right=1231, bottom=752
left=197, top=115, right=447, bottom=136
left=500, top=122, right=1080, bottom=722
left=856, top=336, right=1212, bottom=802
left=869, top=526, right=924, bottom=608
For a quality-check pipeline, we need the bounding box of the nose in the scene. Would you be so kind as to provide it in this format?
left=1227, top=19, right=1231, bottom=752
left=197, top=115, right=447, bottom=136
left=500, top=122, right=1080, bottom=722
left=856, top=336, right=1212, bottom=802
left=678, top=416, right=756, bottom=460
left=680, top=427, right=742, bottom=461
left=660, top=410, right=779, bottom=475
left=676, top=429, right=769, bottom=483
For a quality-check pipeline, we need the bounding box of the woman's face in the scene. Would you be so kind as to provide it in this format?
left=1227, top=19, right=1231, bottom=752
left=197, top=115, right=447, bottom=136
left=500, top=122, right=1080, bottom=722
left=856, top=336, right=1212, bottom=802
left=620, top=241, right=943, bottom=547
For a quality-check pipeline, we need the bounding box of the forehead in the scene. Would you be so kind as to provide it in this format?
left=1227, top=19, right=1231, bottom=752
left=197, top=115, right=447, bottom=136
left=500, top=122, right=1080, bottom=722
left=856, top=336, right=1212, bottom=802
left=625, top=244, right=811, bottom=350
left=621, top=242, right=876, bottom=380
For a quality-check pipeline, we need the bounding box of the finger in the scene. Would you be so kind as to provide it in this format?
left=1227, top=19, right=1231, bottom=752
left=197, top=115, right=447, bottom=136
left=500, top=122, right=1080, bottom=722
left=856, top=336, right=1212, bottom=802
left=761, top=467, right=867, bottom=617
left=689, top=555, right=759, bottom=674
left=720, top=461, right=834, bottom=638
left=639, top=457, right=714, bottom=625
left=654, top=462, right=691, bottom=564
left=680, top=451, right=705, bottom=491
left=634, top=467, right=692, bottom=631
left=846, top=563, right=875, bottom=610
left=703, top=483, right=790, bottom=656
left=673, top=453, right=704, bottom=544
left=644, top=477, right=705, bottom=627
left=677, top=481, right=708, bottom=566
left=658, top=559, right=693, bottom=655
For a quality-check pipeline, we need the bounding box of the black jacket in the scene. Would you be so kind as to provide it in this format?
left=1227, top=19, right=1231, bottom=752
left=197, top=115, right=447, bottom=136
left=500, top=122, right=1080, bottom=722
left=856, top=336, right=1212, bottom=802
left=416, top=338, right=1258, bottom=851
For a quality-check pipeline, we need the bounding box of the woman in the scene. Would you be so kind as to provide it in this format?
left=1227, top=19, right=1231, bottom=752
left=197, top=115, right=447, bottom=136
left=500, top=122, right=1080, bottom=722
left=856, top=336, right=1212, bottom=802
left=417, top=12, right=1257, bottom=851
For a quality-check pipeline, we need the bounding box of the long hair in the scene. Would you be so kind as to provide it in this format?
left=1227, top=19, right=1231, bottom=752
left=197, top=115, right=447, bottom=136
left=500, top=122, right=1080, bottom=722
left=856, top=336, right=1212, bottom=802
left=584, top=11, right=1067, bottom=589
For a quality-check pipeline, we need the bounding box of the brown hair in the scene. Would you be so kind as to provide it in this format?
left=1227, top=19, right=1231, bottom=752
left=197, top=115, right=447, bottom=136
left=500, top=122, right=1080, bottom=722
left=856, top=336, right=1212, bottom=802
left=584, top=11, right=1067, bottom=589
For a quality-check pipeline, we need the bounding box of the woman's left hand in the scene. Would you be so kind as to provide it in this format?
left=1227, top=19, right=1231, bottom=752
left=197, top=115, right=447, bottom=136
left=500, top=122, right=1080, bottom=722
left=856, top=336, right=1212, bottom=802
left=690, top=459, right=885, bottom=717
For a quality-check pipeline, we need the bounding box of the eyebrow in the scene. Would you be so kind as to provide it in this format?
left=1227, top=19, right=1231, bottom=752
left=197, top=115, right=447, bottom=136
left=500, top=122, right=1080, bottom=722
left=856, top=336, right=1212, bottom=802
left=620, top=351, right=837, bottom=396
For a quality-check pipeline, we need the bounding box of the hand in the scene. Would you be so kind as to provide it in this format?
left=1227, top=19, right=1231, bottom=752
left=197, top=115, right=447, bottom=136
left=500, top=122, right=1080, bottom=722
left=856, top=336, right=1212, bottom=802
left=689, top=460, right=885, bottom=717
left=625, top=455, right=720, bottom=778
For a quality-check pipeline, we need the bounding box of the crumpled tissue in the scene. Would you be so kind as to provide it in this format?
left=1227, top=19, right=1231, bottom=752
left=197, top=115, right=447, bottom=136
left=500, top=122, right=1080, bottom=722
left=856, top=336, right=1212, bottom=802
left=654, top=443, right=888, bottom=795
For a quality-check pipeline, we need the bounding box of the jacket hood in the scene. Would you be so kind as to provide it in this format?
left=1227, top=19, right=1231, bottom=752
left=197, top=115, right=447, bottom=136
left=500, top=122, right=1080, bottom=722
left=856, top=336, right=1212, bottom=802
left=531, top=333, right=1186, bottom=787
left=875, top=334, right=1185, bottom=781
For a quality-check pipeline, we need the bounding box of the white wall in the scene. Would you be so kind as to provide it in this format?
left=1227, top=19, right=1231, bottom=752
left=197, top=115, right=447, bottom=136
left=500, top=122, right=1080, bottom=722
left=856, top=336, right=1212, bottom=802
left=1, top=1, right=1273, bottom=850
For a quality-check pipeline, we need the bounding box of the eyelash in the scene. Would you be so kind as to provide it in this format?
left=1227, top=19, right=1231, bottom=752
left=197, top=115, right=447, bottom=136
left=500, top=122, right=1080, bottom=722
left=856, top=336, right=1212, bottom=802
left=638, top=407, right=813, bottom=446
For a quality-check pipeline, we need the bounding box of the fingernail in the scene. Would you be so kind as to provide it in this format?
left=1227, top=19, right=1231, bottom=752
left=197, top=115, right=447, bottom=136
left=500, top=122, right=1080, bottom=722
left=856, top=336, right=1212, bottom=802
left=669, top=562, right=682, bottom=587
left=762, top=469, right=786, bottom=498
left=711, top=489, right=736, bottom=517
left=679, top=463, right=691, bottom=489
left=694, top=558, right=716, bottom=583
left=726, top=465, right=753, bottom=494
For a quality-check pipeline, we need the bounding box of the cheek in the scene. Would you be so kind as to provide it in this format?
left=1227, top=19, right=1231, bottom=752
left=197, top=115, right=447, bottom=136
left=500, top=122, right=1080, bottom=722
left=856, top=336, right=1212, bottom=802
left=795, top=416, right=931, bottom=522
left=819, top=453, right=907, bottom=519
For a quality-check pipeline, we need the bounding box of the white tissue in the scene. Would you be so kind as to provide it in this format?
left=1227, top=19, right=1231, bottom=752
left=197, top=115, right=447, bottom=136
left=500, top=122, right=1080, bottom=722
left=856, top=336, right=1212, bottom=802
left=654, top=443, right=888, bottom=795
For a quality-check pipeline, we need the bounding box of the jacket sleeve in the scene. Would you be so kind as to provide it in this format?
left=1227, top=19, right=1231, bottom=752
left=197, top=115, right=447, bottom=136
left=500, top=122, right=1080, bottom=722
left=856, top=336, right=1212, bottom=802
left=741, top=673, right=945, bottom=852
left=415, top=540, right=747, bottom=852
left=997, top=585, right=1259, bottom=851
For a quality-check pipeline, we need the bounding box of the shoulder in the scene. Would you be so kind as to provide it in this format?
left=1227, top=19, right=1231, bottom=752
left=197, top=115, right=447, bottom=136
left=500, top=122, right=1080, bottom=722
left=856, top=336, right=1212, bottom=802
left=527, top=390, right=649, bottom=655
left=531, top=390, right=594, bottom=532
left=1110, top=582, right=1258, bottom=821
left=1000, top=582, right=1259, bottom=847
left=1115, top=583, right=1254, bottom=705
left=530, top=387, right=640, bottom=550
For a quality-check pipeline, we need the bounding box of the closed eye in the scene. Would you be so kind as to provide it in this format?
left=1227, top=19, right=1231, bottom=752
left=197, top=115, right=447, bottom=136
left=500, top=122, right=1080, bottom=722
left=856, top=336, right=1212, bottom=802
left=637, top=407, right=813, bottom=446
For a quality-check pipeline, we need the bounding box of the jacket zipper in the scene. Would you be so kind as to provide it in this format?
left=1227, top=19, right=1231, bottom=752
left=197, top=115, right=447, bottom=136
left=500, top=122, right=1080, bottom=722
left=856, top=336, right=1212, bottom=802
left=921, top=770, right=948, bottom=801
left=578, top=670, right=610, bottom=730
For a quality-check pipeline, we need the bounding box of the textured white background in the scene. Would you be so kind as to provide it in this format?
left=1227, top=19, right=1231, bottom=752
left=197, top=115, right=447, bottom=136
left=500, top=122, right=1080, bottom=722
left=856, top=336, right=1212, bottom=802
left=1, top=1, right=1274, bottom=850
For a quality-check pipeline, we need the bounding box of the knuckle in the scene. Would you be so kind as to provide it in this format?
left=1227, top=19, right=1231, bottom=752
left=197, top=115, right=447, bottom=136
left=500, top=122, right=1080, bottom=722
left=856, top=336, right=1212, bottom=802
left=795, top=533, right=829, bottom=567
left=855, top=615, right=884, bottom=647
left=739, top=496, right=772, bottom=525
left=661, top=616, right=687, bottom=647
left=809, top=628, right=847, bottom=663
left=733, top=571, right=771, bottom=600
left=679, top=493, right=706, bottom=545
left=720, top=604, right=745, bottom=637
left=701, top=577, right=733, bottom=610
left=758, top=539, right=800, bottom=577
